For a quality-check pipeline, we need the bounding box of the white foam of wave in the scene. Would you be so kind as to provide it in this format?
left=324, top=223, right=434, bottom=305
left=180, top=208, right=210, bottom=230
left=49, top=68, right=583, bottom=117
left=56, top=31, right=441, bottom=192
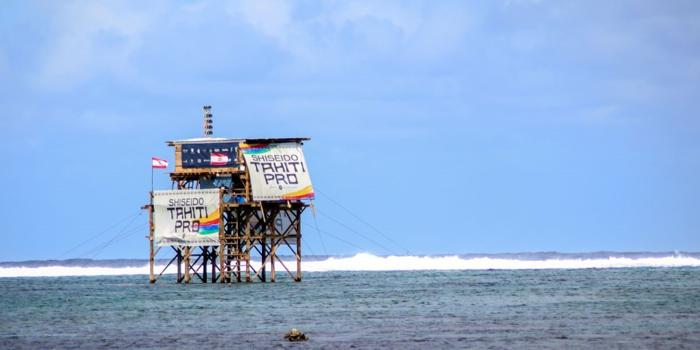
left=0, top=265, right=158, bottom=278
left=1, top=253, right=699, bottom=278
left=301, top=253, right=700, bottom=271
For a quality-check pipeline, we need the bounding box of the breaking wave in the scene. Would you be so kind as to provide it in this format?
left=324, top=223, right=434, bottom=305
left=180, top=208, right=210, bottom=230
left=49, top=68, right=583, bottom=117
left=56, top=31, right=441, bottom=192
left=302, top=253, right=700, bottom=271
left=0, top=266, right=155, bottom=278
left=2, top=253, right=700, bottom=278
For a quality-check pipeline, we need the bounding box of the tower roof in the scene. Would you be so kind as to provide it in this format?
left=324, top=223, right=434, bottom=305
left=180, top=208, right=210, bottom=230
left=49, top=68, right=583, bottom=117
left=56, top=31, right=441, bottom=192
left=166, top=137, right=310, bottom=146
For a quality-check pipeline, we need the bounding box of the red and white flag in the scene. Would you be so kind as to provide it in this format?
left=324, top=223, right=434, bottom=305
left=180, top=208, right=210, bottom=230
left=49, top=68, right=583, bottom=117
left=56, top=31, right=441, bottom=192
left=210, top=153, right=229, bottom=166
left=152, top=157, right=168, bottom=169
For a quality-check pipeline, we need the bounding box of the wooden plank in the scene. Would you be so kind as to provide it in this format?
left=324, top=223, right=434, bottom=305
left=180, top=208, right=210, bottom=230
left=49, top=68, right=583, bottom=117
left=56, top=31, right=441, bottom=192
left=171, top=167, right=242, bottom=175
left=270, top=251, right=295, bottom=279
left=175, top=144, right=182, bottom=167
left=157, top=254, right=178, bottom=280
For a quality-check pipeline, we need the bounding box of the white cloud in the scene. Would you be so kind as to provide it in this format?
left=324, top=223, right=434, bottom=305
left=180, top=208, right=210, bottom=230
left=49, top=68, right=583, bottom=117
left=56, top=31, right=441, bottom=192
left=225, top=0, right=472, bottom=66
left=231, top=0, right=292, bottom=40
left=30, top=1, right=474, bottom=89
left=227, top=0, right=318, bottom=61
left=35, top=1, right=151, bottom=89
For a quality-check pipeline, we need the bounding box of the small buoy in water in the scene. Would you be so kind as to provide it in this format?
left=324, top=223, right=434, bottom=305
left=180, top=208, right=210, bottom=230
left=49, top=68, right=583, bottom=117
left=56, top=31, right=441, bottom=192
left=284, top=328, right=308, bottom=342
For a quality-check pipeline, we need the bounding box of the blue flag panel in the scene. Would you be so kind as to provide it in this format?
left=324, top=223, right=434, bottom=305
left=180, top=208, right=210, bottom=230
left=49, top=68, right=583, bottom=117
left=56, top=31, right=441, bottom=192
left=181, top=142, right=238, bottom=168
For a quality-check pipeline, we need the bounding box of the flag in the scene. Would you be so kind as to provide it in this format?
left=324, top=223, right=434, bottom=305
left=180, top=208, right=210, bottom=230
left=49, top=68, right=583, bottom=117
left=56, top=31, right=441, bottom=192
left=210, top=153, right=229, bottom=166
left=152, top=157, right=168, bottom=169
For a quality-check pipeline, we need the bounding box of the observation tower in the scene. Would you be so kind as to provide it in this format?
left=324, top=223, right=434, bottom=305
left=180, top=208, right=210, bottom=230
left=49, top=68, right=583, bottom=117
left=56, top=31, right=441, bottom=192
left=147, top=106, right=314, bottom=283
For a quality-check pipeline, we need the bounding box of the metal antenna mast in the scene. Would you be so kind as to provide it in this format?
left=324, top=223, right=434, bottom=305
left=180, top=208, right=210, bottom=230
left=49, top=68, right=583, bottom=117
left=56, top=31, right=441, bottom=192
left=203, top=105, right=213, bottom=137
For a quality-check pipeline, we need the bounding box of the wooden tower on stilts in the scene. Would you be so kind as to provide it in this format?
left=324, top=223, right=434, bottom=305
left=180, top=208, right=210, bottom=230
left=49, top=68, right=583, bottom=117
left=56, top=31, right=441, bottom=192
left=146, top=106, right=314, bottom=283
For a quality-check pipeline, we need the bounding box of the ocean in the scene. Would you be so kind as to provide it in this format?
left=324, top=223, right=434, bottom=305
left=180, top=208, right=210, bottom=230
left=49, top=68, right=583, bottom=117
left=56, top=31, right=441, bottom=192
left=1, top=253, right=699, bottom=349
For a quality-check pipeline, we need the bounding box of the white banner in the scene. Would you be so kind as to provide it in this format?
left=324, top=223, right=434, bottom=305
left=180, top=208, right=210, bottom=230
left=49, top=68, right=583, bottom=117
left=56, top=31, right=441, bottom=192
left=241, top=142, right=314, bottom=201
left=153, top=189, right=221, bottom=246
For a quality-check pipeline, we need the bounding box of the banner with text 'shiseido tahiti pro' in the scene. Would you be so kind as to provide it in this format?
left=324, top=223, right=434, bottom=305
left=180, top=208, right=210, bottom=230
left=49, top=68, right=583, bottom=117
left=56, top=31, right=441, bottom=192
left=153, top=189, right=221, bottom=246
left=240, top=142, right=315, bottom=201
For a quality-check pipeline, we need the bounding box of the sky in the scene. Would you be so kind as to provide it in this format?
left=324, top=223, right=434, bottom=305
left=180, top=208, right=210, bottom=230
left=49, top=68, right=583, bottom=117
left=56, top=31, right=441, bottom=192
left=1, top=0, right=699, bottom=261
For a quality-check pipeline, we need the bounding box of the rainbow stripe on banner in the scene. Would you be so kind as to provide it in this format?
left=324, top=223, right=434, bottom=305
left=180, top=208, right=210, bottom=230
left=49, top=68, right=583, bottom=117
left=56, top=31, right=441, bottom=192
left=198, top=210, right=220, bottom=235
left=239, top=143, right=272, bottom=155
left=281, top=185, right=315, bottom=200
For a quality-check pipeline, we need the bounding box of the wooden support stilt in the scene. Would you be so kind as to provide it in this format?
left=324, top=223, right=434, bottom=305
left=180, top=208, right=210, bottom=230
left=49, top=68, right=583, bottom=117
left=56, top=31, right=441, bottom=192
left=261, top=234, right=267, bottom=282
left=148, top=193, right=155, bottom=284
left=236, top=239, right=242, bottom=282
left=270, top=210, right=277, bottom=283
left=184, top=246, right=191, bottom=283
left=202, top=247, right=208, bottom=283
left=176, top=248, right=182, bottom=283
left=219, top=189, right=226, bottom=283
left=211, top=247, right=217, bottom=282
left=245, top=210, right=252, bottom=282
left=296, top=208, right=302, bottom=282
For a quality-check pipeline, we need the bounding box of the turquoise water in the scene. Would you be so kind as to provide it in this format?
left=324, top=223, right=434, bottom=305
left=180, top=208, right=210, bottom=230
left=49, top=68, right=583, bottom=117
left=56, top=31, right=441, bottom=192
left=1, top=268, right=699, bottom=349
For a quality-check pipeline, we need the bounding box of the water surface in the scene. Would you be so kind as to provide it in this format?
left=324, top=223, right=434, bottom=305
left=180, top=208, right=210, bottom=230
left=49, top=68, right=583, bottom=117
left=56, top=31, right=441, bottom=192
left=1, top=268, right=699, bottom=349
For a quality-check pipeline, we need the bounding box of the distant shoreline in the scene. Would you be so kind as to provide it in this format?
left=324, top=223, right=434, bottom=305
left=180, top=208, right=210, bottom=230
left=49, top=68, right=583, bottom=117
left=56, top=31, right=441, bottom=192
left=2, top=251, right=699, bottom=268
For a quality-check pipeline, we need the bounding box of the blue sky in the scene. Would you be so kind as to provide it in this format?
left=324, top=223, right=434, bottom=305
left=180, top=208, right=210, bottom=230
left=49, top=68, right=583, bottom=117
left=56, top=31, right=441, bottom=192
left=2, top=0, right=699, bottom=260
